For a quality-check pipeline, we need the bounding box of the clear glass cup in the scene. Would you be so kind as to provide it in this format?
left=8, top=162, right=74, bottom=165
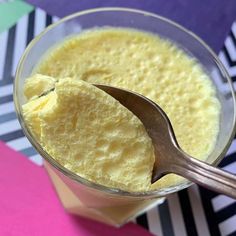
left=14, top=8, right=236, bottom=226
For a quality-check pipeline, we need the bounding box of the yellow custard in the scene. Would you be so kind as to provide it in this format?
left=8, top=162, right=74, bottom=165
left=23, top=78, right=155, bottom=191
left=24, top=28, right=220, bottom=191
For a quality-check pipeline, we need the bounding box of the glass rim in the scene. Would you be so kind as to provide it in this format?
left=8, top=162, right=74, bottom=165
left=14, top=7, right=236, bottom=198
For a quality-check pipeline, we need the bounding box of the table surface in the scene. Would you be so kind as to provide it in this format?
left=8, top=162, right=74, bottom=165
left=26, top=0, right=236, bottom=53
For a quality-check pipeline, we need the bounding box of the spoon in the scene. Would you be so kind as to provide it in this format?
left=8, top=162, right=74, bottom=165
left=96, top=84, right=236, bottom=198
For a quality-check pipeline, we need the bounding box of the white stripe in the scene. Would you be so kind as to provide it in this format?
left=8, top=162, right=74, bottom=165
left=52, top=16, right=60, bottom=23
left=212, top=194, right=235, bottom=212
left=7, top=136, right=31, bottom=151
left=0, top=30, right=8, bottom=80
left=218, top=51, right=236, bottom=77
left=219, top=51, right=230, bottom=70
left=0, top=83, right=13, bottom=97
left=228, top=66, right=236, bottom=76
left=168, top=193, right=187, bottom=236
left=147, top=207, right=163, bottom=236
left=222, top=161, right=236, bottom=174
left=12, top=15, right=28, bottom=75
left=0, top=101, right=15, bottom=115
left=225, top=36, right=236, bottom=61
left=219, top=215, right=236, bottom=236
left=234, top=82, right=236, bottom=91
left=29, top=154, right=43, bottom=166
left=188, top=185, right=210, bottom=236
left=232, top=21, right=236, bottom=39
left=226, top=139, right=236, bottom=156
left=34, top=8, right=46, bottom=37
left=0, top=119, right=20, bottom=135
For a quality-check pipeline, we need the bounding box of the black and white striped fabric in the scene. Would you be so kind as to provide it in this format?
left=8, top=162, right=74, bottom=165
left=0, top=9, right=59, bottom=165
left=0, top=8, right=235, bottom=236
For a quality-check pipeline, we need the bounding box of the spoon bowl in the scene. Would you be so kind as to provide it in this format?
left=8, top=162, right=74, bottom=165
left=96, top=84, right=236, bottom=199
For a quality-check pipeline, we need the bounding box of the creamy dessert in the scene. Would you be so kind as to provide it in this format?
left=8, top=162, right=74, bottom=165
left=23, top=28, right=220, bottom=191
left=23, top=77, right=155, bottom=191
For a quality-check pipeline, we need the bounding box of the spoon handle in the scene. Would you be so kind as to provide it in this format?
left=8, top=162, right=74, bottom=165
left=171, top=150, right=236, bottom=198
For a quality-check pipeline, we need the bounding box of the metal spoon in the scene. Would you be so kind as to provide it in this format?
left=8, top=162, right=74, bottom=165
left=96, top=84, right=236, bottom=198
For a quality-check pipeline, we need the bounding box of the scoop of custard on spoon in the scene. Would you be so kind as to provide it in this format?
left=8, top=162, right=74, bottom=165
left=96, top=84, right=236, bottom=198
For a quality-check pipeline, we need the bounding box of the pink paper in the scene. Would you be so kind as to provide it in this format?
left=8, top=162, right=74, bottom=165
left=0, top=141, right=152, bottom=236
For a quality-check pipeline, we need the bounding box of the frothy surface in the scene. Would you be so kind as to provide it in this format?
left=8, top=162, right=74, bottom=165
left=31, top=28, right=220, bottom=189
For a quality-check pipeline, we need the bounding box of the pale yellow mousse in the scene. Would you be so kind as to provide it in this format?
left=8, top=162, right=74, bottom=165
left=23, top=77, right=155, bottom=192
left=23, top=28, right=220, bottom=191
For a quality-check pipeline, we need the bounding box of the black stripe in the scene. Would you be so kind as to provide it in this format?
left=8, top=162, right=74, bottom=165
left=228, top=230, right=236, bottom=236
left=219, top=152, right=236, bottom=168
left=21, top=147, right=37, bottom=157
left=178, top=189, right=198, bottom=236
left=199, top=186, right=218, bottom=199
left=136, top=213, right=149, bottom=230
left=27, top=10, right=35, bottom=45
left=0, top=112, right=16, bottom=123
left=230, top=30, right=236, bottom=46
left=0, top=94, right=13, bottom=104
left=2, top=25, right=16, bottom=82
left=46, top=14, right=52, bottom=26
left=222, top=45, right=236, bottom=67
left=0, top=76, right=14, bottom=86
left=215, top=202, right=236, bottom=223
left=0, top=129, right=25, bottom=142
left=224, top=91, right=236, bottom=100
left=231, top=75, right=236, bottom=82
left=199, top=187, right=221, bottom=236
left=159, top=200, right=174, bottom=236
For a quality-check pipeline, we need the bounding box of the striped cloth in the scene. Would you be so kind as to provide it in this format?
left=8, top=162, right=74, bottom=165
left=0, top=8, right=236, bottom=236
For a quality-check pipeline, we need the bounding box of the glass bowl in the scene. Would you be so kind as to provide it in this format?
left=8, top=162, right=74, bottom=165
left=14, top=7, right=236, bottom=225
